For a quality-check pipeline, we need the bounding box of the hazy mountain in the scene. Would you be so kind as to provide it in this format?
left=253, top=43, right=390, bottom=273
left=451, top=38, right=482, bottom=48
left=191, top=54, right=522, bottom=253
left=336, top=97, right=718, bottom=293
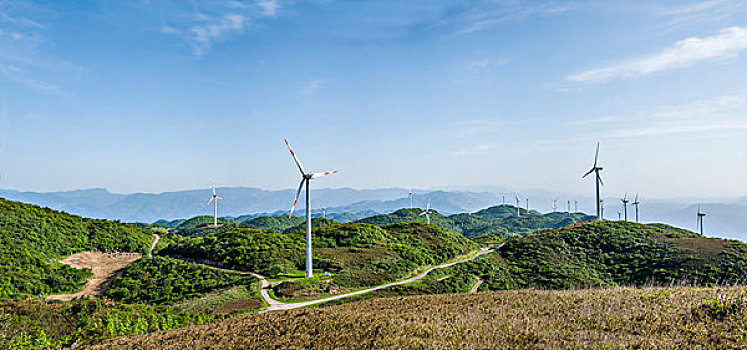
left=1, top=187, right=745, bottom=240
left=0, top=187, right=501, bottom=224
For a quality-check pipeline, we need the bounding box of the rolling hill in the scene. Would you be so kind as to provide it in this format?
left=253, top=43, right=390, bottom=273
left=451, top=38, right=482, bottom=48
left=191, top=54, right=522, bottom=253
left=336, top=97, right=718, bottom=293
left=0, top=197, right=154, bottom=297
left=358, top=205, right=595, bottom=237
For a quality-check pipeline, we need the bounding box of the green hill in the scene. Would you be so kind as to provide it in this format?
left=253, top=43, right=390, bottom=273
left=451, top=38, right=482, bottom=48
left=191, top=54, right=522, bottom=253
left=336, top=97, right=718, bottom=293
left=239, top=215, right=305, bottom=232
left=357, top=205, right=595, bottom=238
left=426, top=221, right=747, bottom=293
left=0, top=197, right=154, bottom=297
left=160, top=222, right=477, bottom=299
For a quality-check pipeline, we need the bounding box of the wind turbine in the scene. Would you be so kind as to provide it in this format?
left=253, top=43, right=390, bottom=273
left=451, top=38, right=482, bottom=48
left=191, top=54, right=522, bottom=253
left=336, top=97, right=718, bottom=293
left=525, top=198, right=529, bottom=212
left=621, top=193, right=629, bottom=221
left=515, top=196, right=521, bottom=217
left=600, top=199, right=605, bottom=221
left=285, top=139, right=338, bottom=278
left=419, top=199, right=433, bottom=224
left=206, top=183, right=223, bottom=227
left=322, top=207, right=326, bottom=219
left=409, top=191, right=413, bottom=209
left=552, top=198, right=559, bottom=212
left=502, top=195, right=506, bottom=205
left=582, top=142, right=604, bottom=221
left=617, top=211, right=622, bottom=221
left=697, top=205, right=706, bottom=237
left=567, top=200, right=571, bottom=213
left=632, top=194, right=640, bottom=223
left=574, top=200, right=578, bottom=213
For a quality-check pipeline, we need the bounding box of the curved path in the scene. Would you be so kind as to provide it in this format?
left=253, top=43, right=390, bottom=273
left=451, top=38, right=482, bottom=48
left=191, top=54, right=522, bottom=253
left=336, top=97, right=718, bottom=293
left=150, top=234, right=160, bottom=258
left=470, top=277, right=484, bottom=294
left=261, top=247, right=494, bottom=311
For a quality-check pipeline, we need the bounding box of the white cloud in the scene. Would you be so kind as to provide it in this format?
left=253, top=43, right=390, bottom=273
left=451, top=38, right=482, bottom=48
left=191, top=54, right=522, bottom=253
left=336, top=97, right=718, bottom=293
left=190, top=14, right=248, bottom=55
left=585, top=92, right=747, bottom=139
left=301, top=79, right=323, bottom=96
left=567, top=26, right=747, bottom=83
left=0, top=64, right=63, bottom=95
left=447, top=1, right=580, bottom=36
left=466, top=58, right=509, bottom=75
left=449, top=144, right=495, bottom=156
left=256, top=0, right=280, bottom=17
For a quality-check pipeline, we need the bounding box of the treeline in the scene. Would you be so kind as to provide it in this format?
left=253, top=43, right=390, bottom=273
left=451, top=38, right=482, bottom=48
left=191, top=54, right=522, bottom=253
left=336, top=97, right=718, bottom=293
left=357, top=206, right=595, bottom=238
left=0, top=198, right=154, bottom=297
left=105, top=257, right=257, bottom=305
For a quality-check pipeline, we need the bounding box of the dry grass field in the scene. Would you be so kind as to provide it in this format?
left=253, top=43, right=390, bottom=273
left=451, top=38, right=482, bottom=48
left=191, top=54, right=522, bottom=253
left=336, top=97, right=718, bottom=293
left=87, top=286, right=747, bottom=349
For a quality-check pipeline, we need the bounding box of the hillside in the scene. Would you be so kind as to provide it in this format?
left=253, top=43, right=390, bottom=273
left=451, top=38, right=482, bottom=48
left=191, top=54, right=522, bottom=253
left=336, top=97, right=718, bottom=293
left=358, top=205, right=595, bottom=237
left=0, top=197, right=154, bottom=297
left=85, top=286, right=747, bottom=349
left=160, top=222, right=478, bottom=299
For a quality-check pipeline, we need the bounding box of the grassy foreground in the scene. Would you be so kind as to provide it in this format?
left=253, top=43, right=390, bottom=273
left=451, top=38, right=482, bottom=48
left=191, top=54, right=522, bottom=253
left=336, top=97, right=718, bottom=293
left=87, top=286, right=747, bottom=349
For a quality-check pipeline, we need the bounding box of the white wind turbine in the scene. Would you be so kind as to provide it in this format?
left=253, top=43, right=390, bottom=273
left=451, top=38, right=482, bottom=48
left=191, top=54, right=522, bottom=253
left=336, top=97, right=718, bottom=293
left=206, top=183, right=223, bottom=227
left=285, top=139, right=338, bottom=278
left=419, top=199, right=433, bottom=224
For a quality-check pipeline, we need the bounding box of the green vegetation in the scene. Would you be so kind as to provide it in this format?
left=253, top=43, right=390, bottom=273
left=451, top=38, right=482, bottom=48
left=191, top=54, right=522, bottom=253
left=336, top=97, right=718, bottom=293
left=239, top=215, right=304, bottom=232
left=0, top=198, right=154, bottom=298
left=171, top=285, right=264, bottom=315
left=358, top=206, right=595, bottom=238
left=161, top=228, right=305, bottom=275
left=85, top=286, right=747, bottom=350
left=272, top=222, right=478, bottom=299
left=104, top=257, right=257, bottom=305
left=176, top=216, right=239, bottom=230
left=0, top=298, right=210, bottom=349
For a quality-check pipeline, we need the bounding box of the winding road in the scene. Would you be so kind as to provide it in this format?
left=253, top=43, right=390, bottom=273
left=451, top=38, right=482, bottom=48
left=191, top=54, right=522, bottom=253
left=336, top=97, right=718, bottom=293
left=150, top=234, right=160, bottom=258
left=260, top=247, right=495, bottom=311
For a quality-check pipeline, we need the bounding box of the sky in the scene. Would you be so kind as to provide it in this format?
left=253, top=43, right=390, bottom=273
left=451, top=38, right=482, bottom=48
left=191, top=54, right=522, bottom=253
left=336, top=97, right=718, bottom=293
left=0, top=0, right=745, bottom=198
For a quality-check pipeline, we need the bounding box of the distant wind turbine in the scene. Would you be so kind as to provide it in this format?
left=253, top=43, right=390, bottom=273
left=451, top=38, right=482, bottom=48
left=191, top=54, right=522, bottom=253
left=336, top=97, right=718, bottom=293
left=697, top=205, right=706, bottom=237
left=552, top=198, right=559, bottom=212
left=525, top=198, right=529, bottom=212
left=285, top=139, right=338, bottom=278
left=409, top=190, right=413, bottom=209
left=617, top=211, right=622, bottom=221
left=515, top=196, right=521, bottom=218
left=574, top=200, right=578, bottom=213
left=206, top=183, right=222, bottom=227
left=600, top=199, right=605, bottom=221
left=621, top=193, right=629, bottom=221
left=502, top=196, right=506, bottom=205
left=582, top=142, right=604, bottom=221
left=419, top=199, right=433, bottom=224
left=322, top=207, right=326, bottom=219
left=567, top=200, right=571, bottom=213
left=632, top=194, right=640, bottom=223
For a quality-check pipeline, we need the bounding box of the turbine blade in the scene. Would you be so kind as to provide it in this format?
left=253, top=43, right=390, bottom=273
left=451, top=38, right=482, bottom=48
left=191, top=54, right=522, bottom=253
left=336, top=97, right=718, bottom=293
left=289, top=179, right=305, bottom=218
left=207, top=197, right=214, bottom=205
left=310, top=170, right=338, bottom=179
left=284, top=139, right=307, bottom=175
left=594, top=142, right=600, bottom=168
left=419, top=212, right=426, bottom=216
left=582, top=168, right=594, bottom=178
left=598, top=174, right=605, bottom=187
left=426, top=199, right=431, bottom=211
left=216, top=196, right=223, bottom=200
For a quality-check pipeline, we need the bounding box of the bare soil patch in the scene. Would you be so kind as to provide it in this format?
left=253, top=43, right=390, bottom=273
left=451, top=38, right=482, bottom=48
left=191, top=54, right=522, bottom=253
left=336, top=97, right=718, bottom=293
left=47, top=252, right=142, bottom=301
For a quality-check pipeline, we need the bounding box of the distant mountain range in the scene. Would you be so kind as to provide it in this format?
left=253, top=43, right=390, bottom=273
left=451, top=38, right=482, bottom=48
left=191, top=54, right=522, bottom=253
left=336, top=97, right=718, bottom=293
left=1, top=187, right=745, bottom=241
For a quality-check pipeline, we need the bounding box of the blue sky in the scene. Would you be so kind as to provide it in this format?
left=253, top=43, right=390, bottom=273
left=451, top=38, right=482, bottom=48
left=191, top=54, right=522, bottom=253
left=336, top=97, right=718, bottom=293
left=0, top=0, right=746, bottom=198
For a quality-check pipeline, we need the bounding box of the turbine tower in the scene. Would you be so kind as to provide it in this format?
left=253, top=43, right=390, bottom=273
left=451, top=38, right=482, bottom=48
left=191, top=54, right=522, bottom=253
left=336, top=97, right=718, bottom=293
left=409, top=191, right=413, bottom=209
left=617, top=211, right=622, bottom=221
left=419, top=199, right=433, bottom=224
left=525, top=198, right=529, bottom=212
left=206, top=183, right=223, bottom=227
left=285, top=139, right=338, bottom=278
left=621, top=193, right=629, bottom=221
left=574, top=200, right=578, bottom=213
left=632, top=194, right=640, bottom=223
left=552, top=198, right=559, bottom=212
left=600, top=199, right=605, bottom=221
left=697, top=205, right=706, bottom=237
left=515, top=196, right=521, bottom=218
left=567, top=200, right=571, bottom=213
left=582, top=142, right=604, bottom=221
